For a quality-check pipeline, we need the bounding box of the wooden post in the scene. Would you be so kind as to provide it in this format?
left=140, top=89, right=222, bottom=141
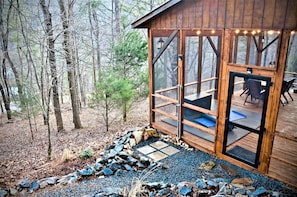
left=256, top=33, right=264, bottom=66
left=177, top=30, right=185, bottom=138
left=233, top=35, right=238, bottom=63
left=215, top=29, right=230, bottom=155
left=197, top=36, right=203, bottom=93
left=246, top=36, right=251, bottom=64
left=258, top=30, right=291, bottom=174
left=148, top=29, right=154, bottom=126
left=215, top=35, right=222, bottom=99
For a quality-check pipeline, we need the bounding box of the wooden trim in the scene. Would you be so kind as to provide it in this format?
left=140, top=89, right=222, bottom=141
left=152, top=122, right=176, bottom=136
left=155, top=77, right=217, bottom=94
left=182, top=132, right=215, bottom=154
left=205, top=88, right=217, bottom=94
left=197, top=36, right=203, bottom=93
left=182, top=103, right=216, bottom=116
left=256, top=34, right=263, bottom=65
left=275, top=132, right=297, bottom=142
left=131, top=0, right=182, bottom=28
left=153, top=108, right=177, bottom=120
left=260, top=36, right=279, bottom=53
left=152, top=93, right=178, bottom=104
left=177, top=29, right=185, bottom=138
left=215, top=35, right=222, bottom=99
left=217, top=152, right=258, bottom=172
left=155, top=86, right=177, bottom=93
left=270, top=155, right=297, bottom=168
left=246, top=36, right=251, bottom=64
left=183, top=119, right=215, bottom=136
left=155, top=101, right=174, bottom=109
left=207, top=36, right=219, bottom=56
left=233, top=35, right=238, bottom=63
left=149, top=29, right=154, bottom=126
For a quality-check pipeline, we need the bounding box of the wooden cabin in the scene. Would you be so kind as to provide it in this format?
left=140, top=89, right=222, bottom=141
left=132, top=0, right=297, bottom=187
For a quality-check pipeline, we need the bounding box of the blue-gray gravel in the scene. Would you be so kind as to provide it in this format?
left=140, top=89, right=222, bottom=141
left=34, top=137, right=297, bottom=197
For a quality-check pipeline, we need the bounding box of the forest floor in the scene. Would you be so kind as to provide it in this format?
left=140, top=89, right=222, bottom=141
left=0, top=98, right=149, bottom=189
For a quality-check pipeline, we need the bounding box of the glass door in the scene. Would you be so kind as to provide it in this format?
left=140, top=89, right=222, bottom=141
left=223, top=72, right=271, bottom=167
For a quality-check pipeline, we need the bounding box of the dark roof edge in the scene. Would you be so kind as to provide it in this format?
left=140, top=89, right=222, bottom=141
left=131, top=0, right=182, bottom=28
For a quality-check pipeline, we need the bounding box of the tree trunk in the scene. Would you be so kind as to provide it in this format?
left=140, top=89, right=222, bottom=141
left=0, top=1, right=12, bottom=120
left=58, top=0, right=82, bottom=129
left=92, top=10, right=101, bottom=81
left=88, top=4, right=97, bottom=87
left=40, top=0, right=64, bottom=132
left=114, top=0, right=121, bottom=39
left=46, top=87, right=52, bottom=161
left=0, top=83, right=11, bottom=119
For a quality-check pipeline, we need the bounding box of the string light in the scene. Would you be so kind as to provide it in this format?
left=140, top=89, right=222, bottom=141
left=196, top=30, right=201, bottom=35
left=243, top=30, right=248, bottom=34
left=211, top=29, right=215, bottom=34
left=235, top=29, right=240, bottom=34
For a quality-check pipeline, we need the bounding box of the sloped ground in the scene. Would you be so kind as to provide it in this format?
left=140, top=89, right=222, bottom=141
left=0, top=99, right=149, bottom=190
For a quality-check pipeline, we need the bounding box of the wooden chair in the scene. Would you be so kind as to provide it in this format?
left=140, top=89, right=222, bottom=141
left=280, top=79, right=295, bottom=105
left=244, top=79, right=265, bottom=105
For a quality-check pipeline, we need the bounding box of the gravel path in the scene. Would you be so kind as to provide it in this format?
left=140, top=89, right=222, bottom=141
left=34, top=138, right=297, bottom=197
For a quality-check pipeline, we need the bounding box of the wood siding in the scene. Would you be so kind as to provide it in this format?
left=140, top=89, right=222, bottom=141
left=145, top=0, right=297, bottom=30
left=269, top=135, right=297, bottom=187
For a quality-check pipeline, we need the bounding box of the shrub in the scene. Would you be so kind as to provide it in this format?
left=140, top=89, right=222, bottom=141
left=79, top=149, right=94, bottom=160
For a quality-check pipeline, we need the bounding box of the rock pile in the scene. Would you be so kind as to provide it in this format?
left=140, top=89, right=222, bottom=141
left=85, top=177, right=279, bottom=197
left=0, top=126, right=162, bottom=196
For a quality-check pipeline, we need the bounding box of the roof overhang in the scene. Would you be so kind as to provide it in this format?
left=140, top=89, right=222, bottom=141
left=131, top=0, right=182, bottom=28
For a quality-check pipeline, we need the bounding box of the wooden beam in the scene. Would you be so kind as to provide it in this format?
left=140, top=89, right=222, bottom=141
left=246, top=36, right=251, bottom=64
left=153, top=108, right=177, bottom=120
left=207, top=36, right=219, bottom=56
left=252, top=35, right=260, bottom=52
left=215, top=35, right=222, bottom=99
left=155, top=101, right=174, bottom=109
left=261, top=36, right=279, bottom=53
left=197, top=36, right=203, bottom=93
left=256, top=34, right=264, bottom=66
left=183, top=119, right=216, bottom=135
left=153, top=93, right=178, bottom=104
left=183, top=103, right=216, bottom=116
left=233, top=35, right=238, bottom=63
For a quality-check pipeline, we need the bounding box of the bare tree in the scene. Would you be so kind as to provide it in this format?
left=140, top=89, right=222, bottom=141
left=0, top=0, right=13, bottom=120
left=40, top=0, right=64, bottom=132
left=58, top=0, right=82, bottom=129
left=114, top=0, right=121, bottom=39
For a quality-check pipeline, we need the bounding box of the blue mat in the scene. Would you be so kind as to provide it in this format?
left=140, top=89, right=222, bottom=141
left=194, top=117, right=216, bottom=127
left=229, top=110, right=247, bottom=121
left=194, top=110, right=246, bottom=128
